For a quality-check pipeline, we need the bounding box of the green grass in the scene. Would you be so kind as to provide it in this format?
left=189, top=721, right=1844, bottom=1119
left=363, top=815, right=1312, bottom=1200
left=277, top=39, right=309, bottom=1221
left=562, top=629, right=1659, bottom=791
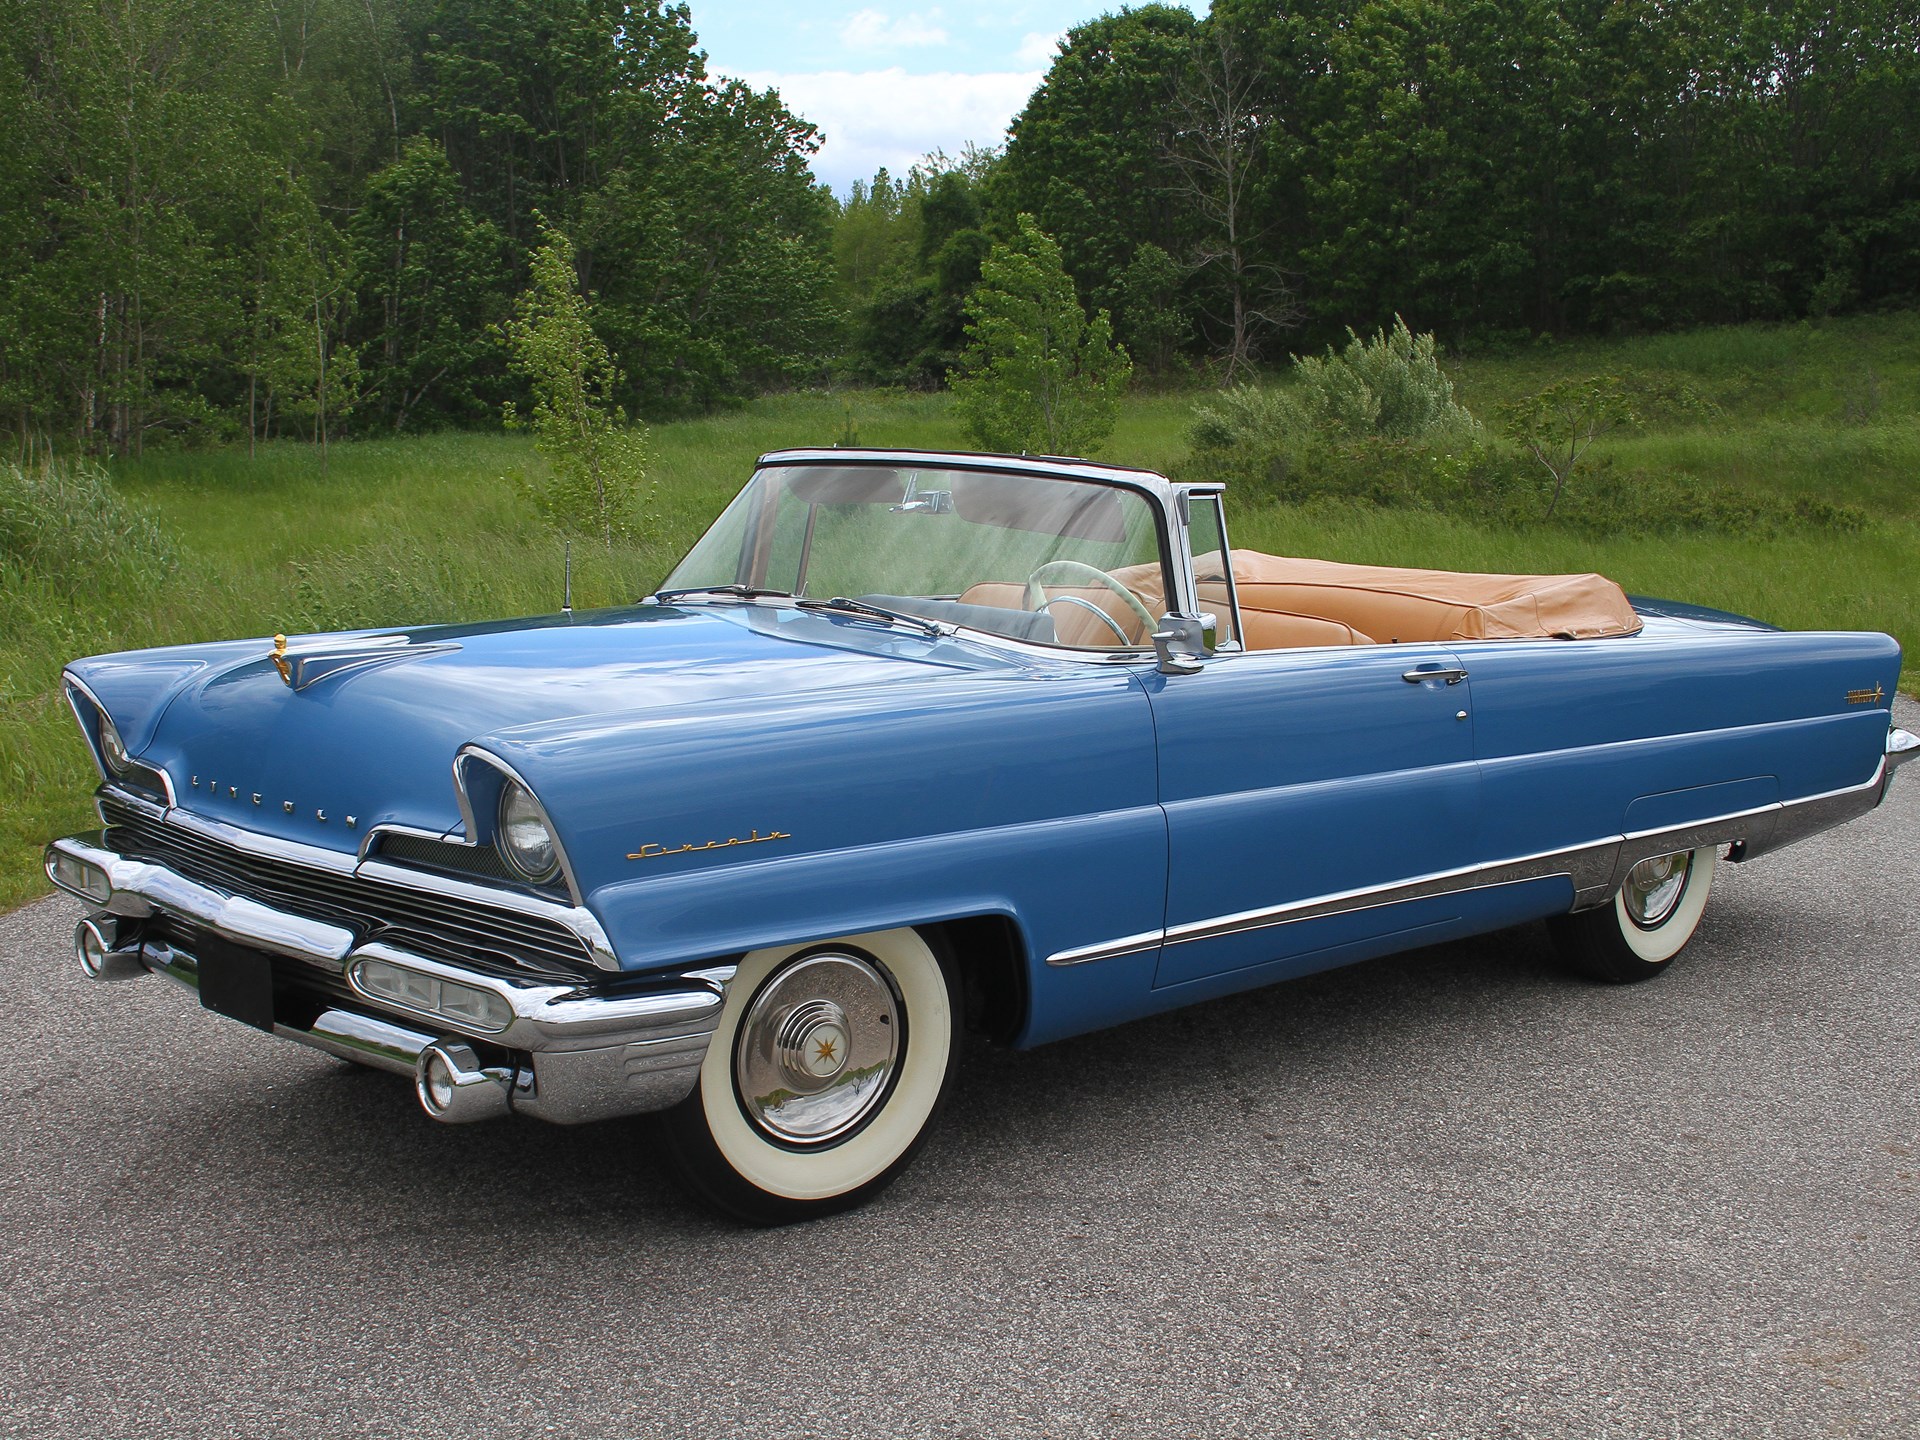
left=4, top=312, right=1916, bottom=911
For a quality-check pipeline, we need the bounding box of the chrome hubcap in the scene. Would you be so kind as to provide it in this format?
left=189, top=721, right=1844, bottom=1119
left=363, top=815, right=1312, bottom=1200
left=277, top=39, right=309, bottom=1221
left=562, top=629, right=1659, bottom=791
left=1622, top=851, right=1691, bottom=929
left=735, top=951, right=900, bottom=1145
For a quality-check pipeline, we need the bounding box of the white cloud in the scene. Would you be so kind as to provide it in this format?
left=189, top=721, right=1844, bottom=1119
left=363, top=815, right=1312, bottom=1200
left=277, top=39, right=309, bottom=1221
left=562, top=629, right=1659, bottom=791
left=1014, top=31, right=1060, bottom=67
left=735, top=67, right=1042, bottom=193
left=840, top=9, right=949, bottom=52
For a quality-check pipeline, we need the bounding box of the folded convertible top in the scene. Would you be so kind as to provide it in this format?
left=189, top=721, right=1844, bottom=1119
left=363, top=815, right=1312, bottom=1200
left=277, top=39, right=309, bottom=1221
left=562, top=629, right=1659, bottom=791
left=1204, top=551, right=1644, bottom=644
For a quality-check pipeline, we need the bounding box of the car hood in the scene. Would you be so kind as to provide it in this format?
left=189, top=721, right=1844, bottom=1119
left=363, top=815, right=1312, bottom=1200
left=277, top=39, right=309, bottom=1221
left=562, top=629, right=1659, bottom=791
left=72, top=601, right=1020, bottom=848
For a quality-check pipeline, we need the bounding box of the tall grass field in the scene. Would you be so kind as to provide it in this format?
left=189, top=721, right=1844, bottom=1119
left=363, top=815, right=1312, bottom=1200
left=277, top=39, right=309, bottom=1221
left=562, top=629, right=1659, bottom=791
left=4, top=312, right=1915, bottom=910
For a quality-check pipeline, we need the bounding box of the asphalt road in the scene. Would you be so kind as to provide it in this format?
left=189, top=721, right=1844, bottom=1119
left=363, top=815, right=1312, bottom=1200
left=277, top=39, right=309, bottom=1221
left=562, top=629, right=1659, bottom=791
left=4, top=700, right=1917, bottom=1440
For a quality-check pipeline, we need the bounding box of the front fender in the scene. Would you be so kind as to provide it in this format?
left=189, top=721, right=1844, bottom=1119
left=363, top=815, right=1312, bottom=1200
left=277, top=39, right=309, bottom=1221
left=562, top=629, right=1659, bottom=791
left=464, top=667, right=1170, bottom=999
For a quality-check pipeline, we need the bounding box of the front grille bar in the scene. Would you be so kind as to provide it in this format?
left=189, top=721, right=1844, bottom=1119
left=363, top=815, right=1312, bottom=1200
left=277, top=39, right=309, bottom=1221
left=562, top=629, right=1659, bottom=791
left=100, top=797, right=602, bottom=978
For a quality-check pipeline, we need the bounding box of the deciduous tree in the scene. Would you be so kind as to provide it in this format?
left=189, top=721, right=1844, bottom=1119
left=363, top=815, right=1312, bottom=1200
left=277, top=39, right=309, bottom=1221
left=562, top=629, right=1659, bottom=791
left=952, top=215, right=1131, bottom=458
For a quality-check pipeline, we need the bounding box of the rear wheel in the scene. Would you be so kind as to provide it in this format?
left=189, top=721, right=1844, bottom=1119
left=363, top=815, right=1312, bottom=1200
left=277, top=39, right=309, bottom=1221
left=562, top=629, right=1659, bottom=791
left=1549, top=846, right=1718, bottom=983
left=660, top=927, right=958, bottom=1225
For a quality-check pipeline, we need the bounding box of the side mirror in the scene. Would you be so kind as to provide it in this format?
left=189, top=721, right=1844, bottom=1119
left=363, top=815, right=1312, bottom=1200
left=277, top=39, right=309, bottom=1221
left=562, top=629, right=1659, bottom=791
left=1152, top=612, right=1216, bottom=675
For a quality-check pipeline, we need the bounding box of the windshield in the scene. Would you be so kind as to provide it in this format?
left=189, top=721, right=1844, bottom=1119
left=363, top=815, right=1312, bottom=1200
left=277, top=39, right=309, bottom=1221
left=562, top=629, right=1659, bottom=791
left=662, top=463, right=1173, bottom=650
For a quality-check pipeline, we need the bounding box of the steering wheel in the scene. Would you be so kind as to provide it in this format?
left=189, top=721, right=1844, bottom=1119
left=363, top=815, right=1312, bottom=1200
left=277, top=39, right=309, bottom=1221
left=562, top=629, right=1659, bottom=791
left=1024, top=560, right=1157, bottom=645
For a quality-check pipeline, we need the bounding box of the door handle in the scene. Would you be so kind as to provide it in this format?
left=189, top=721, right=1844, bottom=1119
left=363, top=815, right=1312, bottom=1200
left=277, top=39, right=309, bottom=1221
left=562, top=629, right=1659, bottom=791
left=1402, top=666, right=1469, bottom=686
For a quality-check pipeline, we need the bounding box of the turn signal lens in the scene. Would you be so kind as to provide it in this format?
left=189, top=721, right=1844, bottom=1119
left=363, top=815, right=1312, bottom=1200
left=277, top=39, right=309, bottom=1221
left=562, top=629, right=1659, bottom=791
left=351, top=957, right=513, bottom=1033
left=497, top=780, right=561, bottom=884
left=48, top=850, right=112, bottom=905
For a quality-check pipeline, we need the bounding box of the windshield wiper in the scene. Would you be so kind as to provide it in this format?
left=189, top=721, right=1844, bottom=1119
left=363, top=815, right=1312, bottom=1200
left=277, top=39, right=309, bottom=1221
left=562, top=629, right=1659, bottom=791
left=652, top=584, right=795, bottom=602
left=795, top=596, right=947, bottom=639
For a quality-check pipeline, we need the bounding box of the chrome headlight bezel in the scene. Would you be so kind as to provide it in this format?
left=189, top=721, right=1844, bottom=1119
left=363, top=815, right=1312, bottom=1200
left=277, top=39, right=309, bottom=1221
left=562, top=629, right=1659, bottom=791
left=452, top=746, right=580, bottom=904
left=496, top=779, right=562, bottom=885
left=63, top=674, right=175, bottom=803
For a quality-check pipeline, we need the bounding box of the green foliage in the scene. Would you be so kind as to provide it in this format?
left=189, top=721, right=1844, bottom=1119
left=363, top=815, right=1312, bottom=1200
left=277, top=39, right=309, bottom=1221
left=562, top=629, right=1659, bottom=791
left=289, top=535, right=502, bottom=633
left=999, top=5, right=1201, bottom=320
left=1292, top=318, right=1482, bottom=443
left=1498, top=377, right=1639, bottom=518
left=831, top=153, right=996, bottom=387
left=1186, top=430, right=1867, bottom=542
left=0, top=457, right=175, bottom=599
left=503, top=225, right=648, bottom=544
left=952, top=216, right=1133, bottom=457
left=1118, top=243, right=1192, bottom=381
left=350, top=138, right=510, bottom=431
left=1189, top=319, right=1478, bottom=460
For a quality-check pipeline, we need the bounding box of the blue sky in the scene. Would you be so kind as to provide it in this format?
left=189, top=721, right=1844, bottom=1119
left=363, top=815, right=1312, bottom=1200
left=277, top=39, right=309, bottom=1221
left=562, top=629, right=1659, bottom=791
left=687, top=2, right=1204, bottom=193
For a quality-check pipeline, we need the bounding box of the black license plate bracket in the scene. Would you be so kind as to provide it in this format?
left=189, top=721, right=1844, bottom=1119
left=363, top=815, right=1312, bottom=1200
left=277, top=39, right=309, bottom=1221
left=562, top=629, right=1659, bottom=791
left=196, top=938, right=278, bottom=1033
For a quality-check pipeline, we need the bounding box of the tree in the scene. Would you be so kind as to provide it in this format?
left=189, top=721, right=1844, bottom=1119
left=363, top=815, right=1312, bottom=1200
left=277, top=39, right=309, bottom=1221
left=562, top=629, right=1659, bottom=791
left=951, top=215, right=1132, bottom=458
left=1117, top=241, right=1191, bottom=381
left=999, top=5, right=1199, bottom=320
left=350, top=136, right=509, bottom=431
left=503, top=223, right=646, bottom=545
left=1164, top=15, right=1293, bottom=382
left=1499, top=377, right=1636, bottom=519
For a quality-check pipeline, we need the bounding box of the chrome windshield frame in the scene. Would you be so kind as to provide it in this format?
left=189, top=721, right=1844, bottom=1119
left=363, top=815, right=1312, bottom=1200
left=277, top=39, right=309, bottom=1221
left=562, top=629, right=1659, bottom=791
left=659, top=449, right=1199, bottom=657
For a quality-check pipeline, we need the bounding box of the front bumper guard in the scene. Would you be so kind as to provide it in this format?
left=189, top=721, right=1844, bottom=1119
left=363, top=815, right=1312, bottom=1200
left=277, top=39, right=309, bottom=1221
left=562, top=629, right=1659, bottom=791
left=46, top=834, right=734, bottom=1126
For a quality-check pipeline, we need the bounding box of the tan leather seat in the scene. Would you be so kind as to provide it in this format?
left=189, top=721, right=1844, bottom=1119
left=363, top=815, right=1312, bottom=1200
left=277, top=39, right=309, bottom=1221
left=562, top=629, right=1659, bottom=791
left=955, top=550, right=1637, bottom=653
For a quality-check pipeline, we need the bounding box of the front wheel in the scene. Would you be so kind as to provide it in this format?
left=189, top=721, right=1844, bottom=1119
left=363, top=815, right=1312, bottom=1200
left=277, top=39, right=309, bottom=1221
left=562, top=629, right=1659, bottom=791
left=1549, top=846, right=1719, bottom=983
left=660, top=927, right=959, bottom=1225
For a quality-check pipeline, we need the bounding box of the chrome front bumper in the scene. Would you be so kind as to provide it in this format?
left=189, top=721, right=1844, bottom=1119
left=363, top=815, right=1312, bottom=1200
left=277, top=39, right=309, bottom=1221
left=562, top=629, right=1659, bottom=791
left=46, top=833, right=734, bottom=1125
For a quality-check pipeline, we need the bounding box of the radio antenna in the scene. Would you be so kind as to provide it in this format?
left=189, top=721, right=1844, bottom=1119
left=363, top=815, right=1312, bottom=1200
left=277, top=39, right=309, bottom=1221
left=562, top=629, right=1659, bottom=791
left=562, top=542, right=573, bottom=616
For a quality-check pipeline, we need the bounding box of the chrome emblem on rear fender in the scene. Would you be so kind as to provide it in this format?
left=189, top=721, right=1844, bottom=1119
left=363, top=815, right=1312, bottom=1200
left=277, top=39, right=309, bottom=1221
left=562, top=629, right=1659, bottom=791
left=1847, top=683, right=1884, bottom=705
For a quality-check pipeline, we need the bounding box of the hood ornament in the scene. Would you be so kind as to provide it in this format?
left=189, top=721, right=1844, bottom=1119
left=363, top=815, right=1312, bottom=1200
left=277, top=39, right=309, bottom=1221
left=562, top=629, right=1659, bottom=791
left=267, top=633, right=461, bottom=692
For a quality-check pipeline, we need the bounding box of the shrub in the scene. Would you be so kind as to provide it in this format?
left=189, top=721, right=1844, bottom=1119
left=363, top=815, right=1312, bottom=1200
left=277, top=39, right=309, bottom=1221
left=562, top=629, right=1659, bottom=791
left=1292, top=317, right=1482, bottom=444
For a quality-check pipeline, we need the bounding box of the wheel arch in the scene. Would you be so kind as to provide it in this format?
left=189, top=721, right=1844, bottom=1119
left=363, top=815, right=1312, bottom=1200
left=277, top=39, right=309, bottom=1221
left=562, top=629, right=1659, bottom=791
left=921, top=913, right=1031, bottom=1047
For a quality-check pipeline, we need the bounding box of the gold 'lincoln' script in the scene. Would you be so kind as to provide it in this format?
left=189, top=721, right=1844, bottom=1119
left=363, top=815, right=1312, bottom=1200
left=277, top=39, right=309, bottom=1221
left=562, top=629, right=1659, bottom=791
left=628, top=829, right=792, bottom=861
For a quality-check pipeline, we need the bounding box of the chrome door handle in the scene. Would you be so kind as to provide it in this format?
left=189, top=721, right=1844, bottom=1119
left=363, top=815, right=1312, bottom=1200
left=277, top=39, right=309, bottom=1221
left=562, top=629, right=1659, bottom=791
left=1402, top=666, right=1469, bottom=686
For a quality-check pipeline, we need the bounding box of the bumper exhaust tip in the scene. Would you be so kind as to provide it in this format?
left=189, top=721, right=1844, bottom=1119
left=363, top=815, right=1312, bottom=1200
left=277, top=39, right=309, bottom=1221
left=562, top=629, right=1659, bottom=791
left=415, top=1040, right=512, bottom=1124
left=75, top=916, right=144, bottom=982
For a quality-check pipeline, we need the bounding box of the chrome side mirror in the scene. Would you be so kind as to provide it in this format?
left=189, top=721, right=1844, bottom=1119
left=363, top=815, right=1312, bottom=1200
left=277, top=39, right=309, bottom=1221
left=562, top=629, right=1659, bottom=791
left=1152, top=612, right=1216, bottom=675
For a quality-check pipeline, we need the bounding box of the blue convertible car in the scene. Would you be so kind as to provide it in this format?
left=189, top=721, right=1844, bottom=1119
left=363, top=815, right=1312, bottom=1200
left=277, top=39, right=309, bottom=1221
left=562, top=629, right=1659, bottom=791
left=46, top=449, right=1916, bottom=1221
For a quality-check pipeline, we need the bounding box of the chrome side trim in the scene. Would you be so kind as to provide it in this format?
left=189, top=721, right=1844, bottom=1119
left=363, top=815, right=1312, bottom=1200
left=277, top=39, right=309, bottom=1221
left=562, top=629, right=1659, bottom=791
left=1045, top=928, right=1167, bottom=968
left=1741, top=760, right=1889, bottom=859
left=1044, top=766, right=1891, bottom=967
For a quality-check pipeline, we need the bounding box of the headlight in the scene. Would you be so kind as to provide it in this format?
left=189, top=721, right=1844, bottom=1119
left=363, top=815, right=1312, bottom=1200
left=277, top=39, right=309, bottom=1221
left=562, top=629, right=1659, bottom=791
left=497, top=780, right=560, bottom=884
left=98, top=713, right=131, bottom=776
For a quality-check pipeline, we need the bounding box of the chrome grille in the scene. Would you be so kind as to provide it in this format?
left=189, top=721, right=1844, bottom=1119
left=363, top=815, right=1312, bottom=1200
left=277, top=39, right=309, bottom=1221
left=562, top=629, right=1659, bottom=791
left=373, top=830, right=517, bottom=883
left=101, top=798, right=597, bottom=978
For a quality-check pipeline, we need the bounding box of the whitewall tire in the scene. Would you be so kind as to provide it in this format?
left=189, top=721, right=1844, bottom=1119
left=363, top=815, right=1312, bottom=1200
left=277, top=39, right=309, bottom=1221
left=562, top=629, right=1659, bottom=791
left=661, top=927, right=958, bottom=1224
left=1549, top=846, right=1719, bottom=983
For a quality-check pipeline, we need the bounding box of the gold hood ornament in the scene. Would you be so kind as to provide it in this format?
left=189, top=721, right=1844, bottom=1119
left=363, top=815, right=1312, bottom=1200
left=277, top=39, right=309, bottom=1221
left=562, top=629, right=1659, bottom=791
left=266, top=632, right=459, bottom=691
